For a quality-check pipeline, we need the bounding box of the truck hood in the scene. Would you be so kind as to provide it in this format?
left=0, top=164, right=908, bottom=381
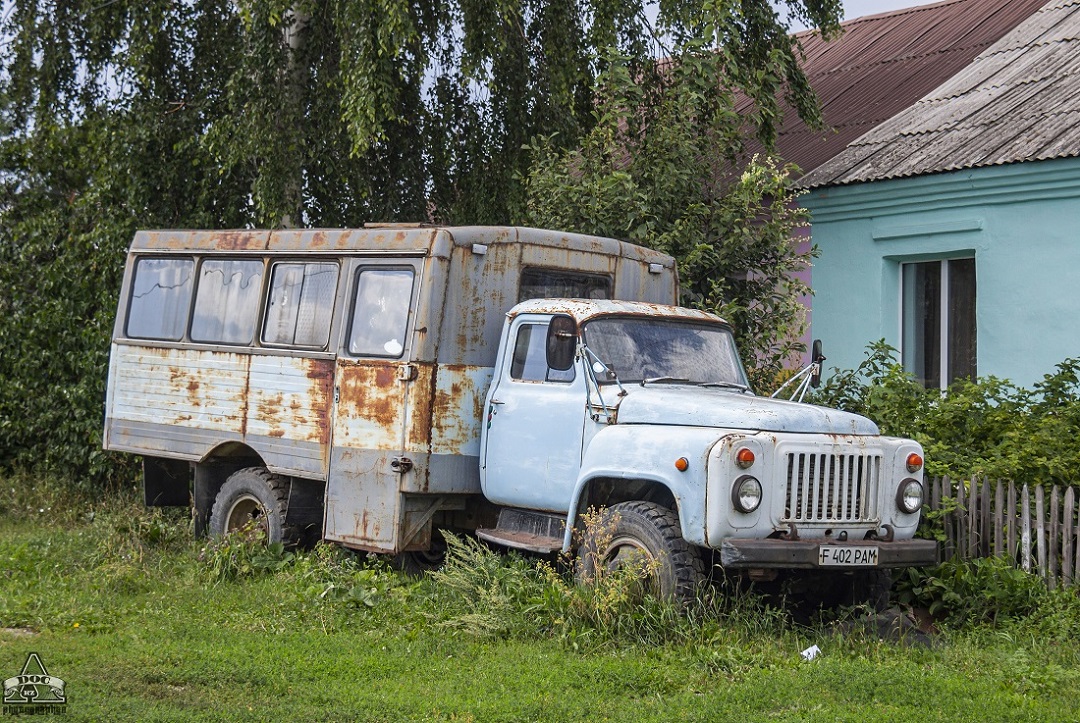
left=613, top=385, right=879, bottom=435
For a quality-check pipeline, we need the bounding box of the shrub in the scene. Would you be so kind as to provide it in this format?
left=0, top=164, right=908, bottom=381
left=894, top=557, right=1050, bottom=626
left=813, top=341, right=1080, bottom=485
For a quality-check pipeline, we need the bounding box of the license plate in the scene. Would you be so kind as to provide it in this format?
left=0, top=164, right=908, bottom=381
left=818, top=545, right=879, bottom=566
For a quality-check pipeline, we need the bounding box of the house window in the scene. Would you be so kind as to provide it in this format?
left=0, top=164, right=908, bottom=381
left=901, top=258, right=977, bottom=389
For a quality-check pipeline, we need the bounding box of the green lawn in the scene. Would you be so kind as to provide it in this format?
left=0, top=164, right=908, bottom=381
left=2, top=492, right=1079, bottom=722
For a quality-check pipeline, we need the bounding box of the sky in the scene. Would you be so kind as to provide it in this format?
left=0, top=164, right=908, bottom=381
left=841, top=0, right=936, bottom=20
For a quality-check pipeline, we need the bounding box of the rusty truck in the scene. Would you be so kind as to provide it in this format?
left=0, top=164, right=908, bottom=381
left=104, top=224, right=936, bottom=603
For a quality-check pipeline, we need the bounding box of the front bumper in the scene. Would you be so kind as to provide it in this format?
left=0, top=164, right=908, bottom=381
left=720, top=538, right=939, bottom=569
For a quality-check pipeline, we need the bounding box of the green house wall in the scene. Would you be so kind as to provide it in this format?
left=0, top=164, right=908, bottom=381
left=803, top=156, right=1080, bottom=389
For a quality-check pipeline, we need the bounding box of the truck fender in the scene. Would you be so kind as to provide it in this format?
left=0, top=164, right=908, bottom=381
left=560, top=425, right=721, bottom=552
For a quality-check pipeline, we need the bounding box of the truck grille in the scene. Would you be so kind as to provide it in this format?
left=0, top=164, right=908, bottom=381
left=782, top=452, right=882, bottom=524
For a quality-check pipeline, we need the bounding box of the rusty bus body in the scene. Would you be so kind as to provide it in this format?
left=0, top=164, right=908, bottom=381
left=103, top=225, right=676, bottom=553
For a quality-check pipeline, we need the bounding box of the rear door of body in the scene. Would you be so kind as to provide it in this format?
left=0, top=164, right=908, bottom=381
left=324, top=257, right=423, bottom=550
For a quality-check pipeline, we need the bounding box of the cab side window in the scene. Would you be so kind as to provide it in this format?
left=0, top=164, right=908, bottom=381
left=510, top=323, right=575, bottom=382
left=348, top=268, right=414, bottom=357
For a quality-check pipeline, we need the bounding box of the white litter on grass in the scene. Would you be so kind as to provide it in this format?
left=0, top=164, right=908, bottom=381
left=800, top=644, right=821, bottom=661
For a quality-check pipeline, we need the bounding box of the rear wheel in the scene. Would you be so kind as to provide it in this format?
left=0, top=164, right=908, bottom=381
left=391, top=529, right=449, bottom=577
left=576, top=501, right=705, bottom=605
left=208, top=467, right=297, bottom=546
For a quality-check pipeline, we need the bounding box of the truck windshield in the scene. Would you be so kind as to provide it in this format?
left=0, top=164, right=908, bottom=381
left=581, top=317, right=748, bottom=388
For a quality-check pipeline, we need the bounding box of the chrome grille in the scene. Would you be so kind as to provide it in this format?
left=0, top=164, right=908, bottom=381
left=783, top=452, right=881, bottom=524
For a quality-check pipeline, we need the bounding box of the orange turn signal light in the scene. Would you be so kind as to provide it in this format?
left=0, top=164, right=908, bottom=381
left=736, top=448, right=755, bottom=469
left=675, top=457, right=689, bottom=472
left=906, top=452, right=924, bottom=472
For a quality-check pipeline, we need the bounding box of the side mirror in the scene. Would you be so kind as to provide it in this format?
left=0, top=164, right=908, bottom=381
left=809, top=339, right=825, bottom=388
left=546, top=315, right=577, bottom=371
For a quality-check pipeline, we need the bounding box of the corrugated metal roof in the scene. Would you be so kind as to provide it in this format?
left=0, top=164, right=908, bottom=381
left=800, top=0, right=1080, bottom=188
left=736, top=0, right=1046, bottom=177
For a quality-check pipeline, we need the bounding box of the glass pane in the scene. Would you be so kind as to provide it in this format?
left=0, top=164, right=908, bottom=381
left=348, top=269, right=414, bottom=357
left=948, top=258, right=977, bottom=382
left=190, top=259, right=264, bottom=344
left=902, top=261, right=941, bottom=388
left=518, top=268, right=611, bottom=302
left=263, top=262, right=339, bottom=347
left=510, top=324, right=574, bottom=382
left=127, top=258, right=195, bottom=340
left=582, top=318, right=746, bottom=386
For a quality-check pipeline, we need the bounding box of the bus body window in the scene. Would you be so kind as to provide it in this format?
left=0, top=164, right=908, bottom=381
left=347, top=268, right=414, bottom=357
left=190, top=259, right=264, bottom=345
left=518, top=268, right=611, bottom=302
left=126, top=257, right=195, bottom=341
left=262, top=261, right=339, bottom=348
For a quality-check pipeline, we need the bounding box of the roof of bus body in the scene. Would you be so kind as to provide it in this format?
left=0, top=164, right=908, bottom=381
left=508, top=298, right=730, bottom=327
left=129, top=225, right=675, bottom=267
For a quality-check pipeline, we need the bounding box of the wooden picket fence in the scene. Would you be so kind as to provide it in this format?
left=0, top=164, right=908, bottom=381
left=925, top=476, right=1080, bottom=589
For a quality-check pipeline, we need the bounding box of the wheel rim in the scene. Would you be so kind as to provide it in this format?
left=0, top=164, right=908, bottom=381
left=224, top=494, right=269, bottom=537
left=603, top=535, right=661, bottom=593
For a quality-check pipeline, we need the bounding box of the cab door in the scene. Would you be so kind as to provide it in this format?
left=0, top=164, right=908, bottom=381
left=481, top=315, right=588, bottom=513
left=323, top=261, right=420, bottom=550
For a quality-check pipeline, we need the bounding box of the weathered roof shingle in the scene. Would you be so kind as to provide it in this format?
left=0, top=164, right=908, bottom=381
left=799, top=0, right=1080, bottom=188
left=738, top=0, right=1047, bottom=177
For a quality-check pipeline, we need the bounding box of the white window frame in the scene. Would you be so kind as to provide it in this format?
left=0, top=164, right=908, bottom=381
left=899, top=257, right=976, bottom=391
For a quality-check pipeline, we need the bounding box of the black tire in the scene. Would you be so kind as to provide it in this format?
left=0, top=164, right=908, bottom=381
left=852, top=569, right=893, bottom=613
left=391, top=529, right=449, bottom=577
left=208, top=467, right=298, bottom=546
left=576, top=501, right=705, bottom=605
left=804, top=569, right=893, bottom=613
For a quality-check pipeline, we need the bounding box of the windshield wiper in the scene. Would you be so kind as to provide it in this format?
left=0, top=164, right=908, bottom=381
left=699, top=381, right=751, bottom=393
left=641, top=377, right=691, bottom=386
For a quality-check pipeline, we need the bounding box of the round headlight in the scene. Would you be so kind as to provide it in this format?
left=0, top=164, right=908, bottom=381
left=732, top=475, right=762, bottom=513
left=897, top=478, right=923, bottom=514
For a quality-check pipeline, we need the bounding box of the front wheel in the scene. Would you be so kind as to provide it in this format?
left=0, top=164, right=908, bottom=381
left=576, top=501, right=705, bottom=605
left=208, top=467, right=297, bottom=545
left=851, top=569, right=892, bottom=613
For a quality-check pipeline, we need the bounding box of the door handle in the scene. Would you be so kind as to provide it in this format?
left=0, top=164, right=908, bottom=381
left=490, top=398, right=505, bottom=405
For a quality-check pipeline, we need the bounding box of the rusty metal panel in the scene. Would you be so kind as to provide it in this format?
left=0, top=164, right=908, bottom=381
left=131, top=229, right=271, bottom=251
left=438, top=240, right=520, bottom=367
left=103, top=344, right=335, bottom=478
left=613, top=255, right=678, bottom=305
left=332, top=360, right=407, bottom=450
left=323, top=447, right=401, bottom=551
left=520, top=244, right=617, bottom=278
left=267, top=227, right=437, bottom=253
left=429, top=364, right=495, bottom=458
left=109, top=344, right=249, bottom=436
left=322, top=358, right=409, bottom=551
left=244, top=355, right=334, bottom=475
left=508, top=298, right=728, bottom=325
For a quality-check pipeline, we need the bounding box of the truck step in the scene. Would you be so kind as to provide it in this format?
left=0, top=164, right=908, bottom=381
left=476, top=527, right=563, bottom=554
left=475, top=508, right=566, bottom=553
